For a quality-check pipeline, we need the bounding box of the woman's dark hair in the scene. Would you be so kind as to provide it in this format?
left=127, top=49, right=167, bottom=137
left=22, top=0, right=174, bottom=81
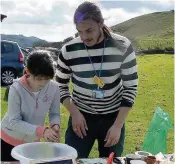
left=74, top=1, right=112, bottom=38
left=26, top=50, right=55, bottom=79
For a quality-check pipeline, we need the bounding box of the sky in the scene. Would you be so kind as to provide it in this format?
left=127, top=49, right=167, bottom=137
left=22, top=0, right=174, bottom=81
left=1, top=0, right=174, bottom=42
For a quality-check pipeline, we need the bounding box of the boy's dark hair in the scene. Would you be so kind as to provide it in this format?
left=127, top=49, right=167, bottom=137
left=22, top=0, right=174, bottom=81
left=74, top=1, right=112, bottom=38
left=26, top=50, right=55, bottom=79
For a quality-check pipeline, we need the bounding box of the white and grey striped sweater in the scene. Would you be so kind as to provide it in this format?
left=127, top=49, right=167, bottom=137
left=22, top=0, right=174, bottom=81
left=56, top=33, right=138, bottom=114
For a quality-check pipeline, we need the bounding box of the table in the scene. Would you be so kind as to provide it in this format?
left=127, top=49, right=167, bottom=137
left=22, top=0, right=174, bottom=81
left=1, top=155, right=174, bottom=164
left=1, top=158, right=114, bottom=164
left=0, top=158, right=124, bottom=164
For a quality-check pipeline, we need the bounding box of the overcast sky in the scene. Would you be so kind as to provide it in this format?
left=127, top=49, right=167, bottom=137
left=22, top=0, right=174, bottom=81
left=1, top=0, right=174, bottom=42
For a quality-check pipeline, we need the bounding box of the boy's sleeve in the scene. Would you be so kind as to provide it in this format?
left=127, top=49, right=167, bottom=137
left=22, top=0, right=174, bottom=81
left=49, top=86, right=60, bottom=127
left=7, top=86, right=46, bottom=137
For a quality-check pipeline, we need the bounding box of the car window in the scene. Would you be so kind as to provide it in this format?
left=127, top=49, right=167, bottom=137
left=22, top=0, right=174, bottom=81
left=1, top=43, right=5, bottom=53
left=3, top=42, right=14, bottom=53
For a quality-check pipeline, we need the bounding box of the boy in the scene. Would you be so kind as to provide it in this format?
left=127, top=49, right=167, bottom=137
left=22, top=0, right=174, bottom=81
left=1, top=50, right=60, bottom=161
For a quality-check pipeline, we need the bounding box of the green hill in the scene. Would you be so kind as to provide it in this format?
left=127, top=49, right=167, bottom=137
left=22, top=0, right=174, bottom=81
left=111, top=10, right=174, bottom=51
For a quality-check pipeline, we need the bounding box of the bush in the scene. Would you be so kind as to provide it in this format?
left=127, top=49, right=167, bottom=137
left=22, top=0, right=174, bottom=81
left=137, top=38, right=174, bottom=51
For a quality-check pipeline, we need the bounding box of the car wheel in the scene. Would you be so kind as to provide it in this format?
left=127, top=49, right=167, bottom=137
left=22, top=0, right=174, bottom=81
left=1, top=69, right=16, bottom=85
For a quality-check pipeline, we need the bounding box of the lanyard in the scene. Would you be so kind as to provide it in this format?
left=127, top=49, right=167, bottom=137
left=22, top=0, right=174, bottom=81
left=84, top=39, right=106, bottom=78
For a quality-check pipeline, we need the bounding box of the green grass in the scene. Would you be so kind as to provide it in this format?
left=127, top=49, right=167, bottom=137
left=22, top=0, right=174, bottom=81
left=1, top=54, right=174, bottom=157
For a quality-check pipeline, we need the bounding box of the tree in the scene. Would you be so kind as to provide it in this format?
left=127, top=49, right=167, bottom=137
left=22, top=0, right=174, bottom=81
left=63, top=36, right=74, bottom=44
left=32, top=40, right=48, bottom=47
left=75, top=32, right=79, bottom=38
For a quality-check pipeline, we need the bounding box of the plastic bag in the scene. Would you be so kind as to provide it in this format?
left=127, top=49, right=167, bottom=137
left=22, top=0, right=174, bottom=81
left=141, top=107, right=173, bottom=155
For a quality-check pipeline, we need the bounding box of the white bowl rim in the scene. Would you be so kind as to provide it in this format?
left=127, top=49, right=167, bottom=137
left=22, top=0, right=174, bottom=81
left=11, top=142, right=78, bottom=161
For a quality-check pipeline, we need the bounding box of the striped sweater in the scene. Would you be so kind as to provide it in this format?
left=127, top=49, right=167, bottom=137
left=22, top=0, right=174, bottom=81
left=56, top=33, right=138, bottom=114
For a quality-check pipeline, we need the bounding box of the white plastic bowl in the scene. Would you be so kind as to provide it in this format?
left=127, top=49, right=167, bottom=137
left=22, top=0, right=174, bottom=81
left=135, top=151, right=152, bottom=156
left=130, top=160, right=146, bottom=164
left=11, top=142, right=78, bottom=164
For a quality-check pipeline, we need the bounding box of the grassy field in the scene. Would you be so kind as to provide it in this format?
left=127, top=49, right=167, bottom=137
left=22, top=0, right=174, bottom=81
left=137, top=37, right=174, bottom=51
left=1, top=54, right=174, bottom=157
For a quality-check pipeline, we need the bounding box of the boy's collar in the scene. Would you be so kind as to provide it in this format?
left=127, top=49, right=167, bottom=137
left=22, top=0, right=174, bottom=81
left=20, top=74, right=31, bottom=91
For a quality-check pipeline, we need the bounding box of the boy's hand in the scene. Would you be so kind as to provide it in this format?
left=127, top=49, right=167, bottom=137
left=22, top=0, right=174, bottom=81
left=43, top=128, right=59, bottom=142
left=52, top=124, right=60, bottom=133
left=51, top=124, right=60, bottom=142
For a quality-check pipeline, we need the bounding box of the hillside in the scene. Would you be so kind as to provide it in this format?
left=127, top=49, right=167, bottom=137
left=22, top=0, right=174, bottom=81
left=111, top=10, right=174, bottom=51
left=1, top=10, right=174, bottom=51
left=53, top=10, right=174, bottom=51
left=1, top=34, right=48, bottom=48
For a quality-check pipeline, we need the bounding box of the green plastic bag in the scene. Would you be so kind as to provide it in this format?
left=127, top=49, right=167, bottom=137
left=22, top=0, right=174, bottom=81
left=141, top=107, right=173, bottom=155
